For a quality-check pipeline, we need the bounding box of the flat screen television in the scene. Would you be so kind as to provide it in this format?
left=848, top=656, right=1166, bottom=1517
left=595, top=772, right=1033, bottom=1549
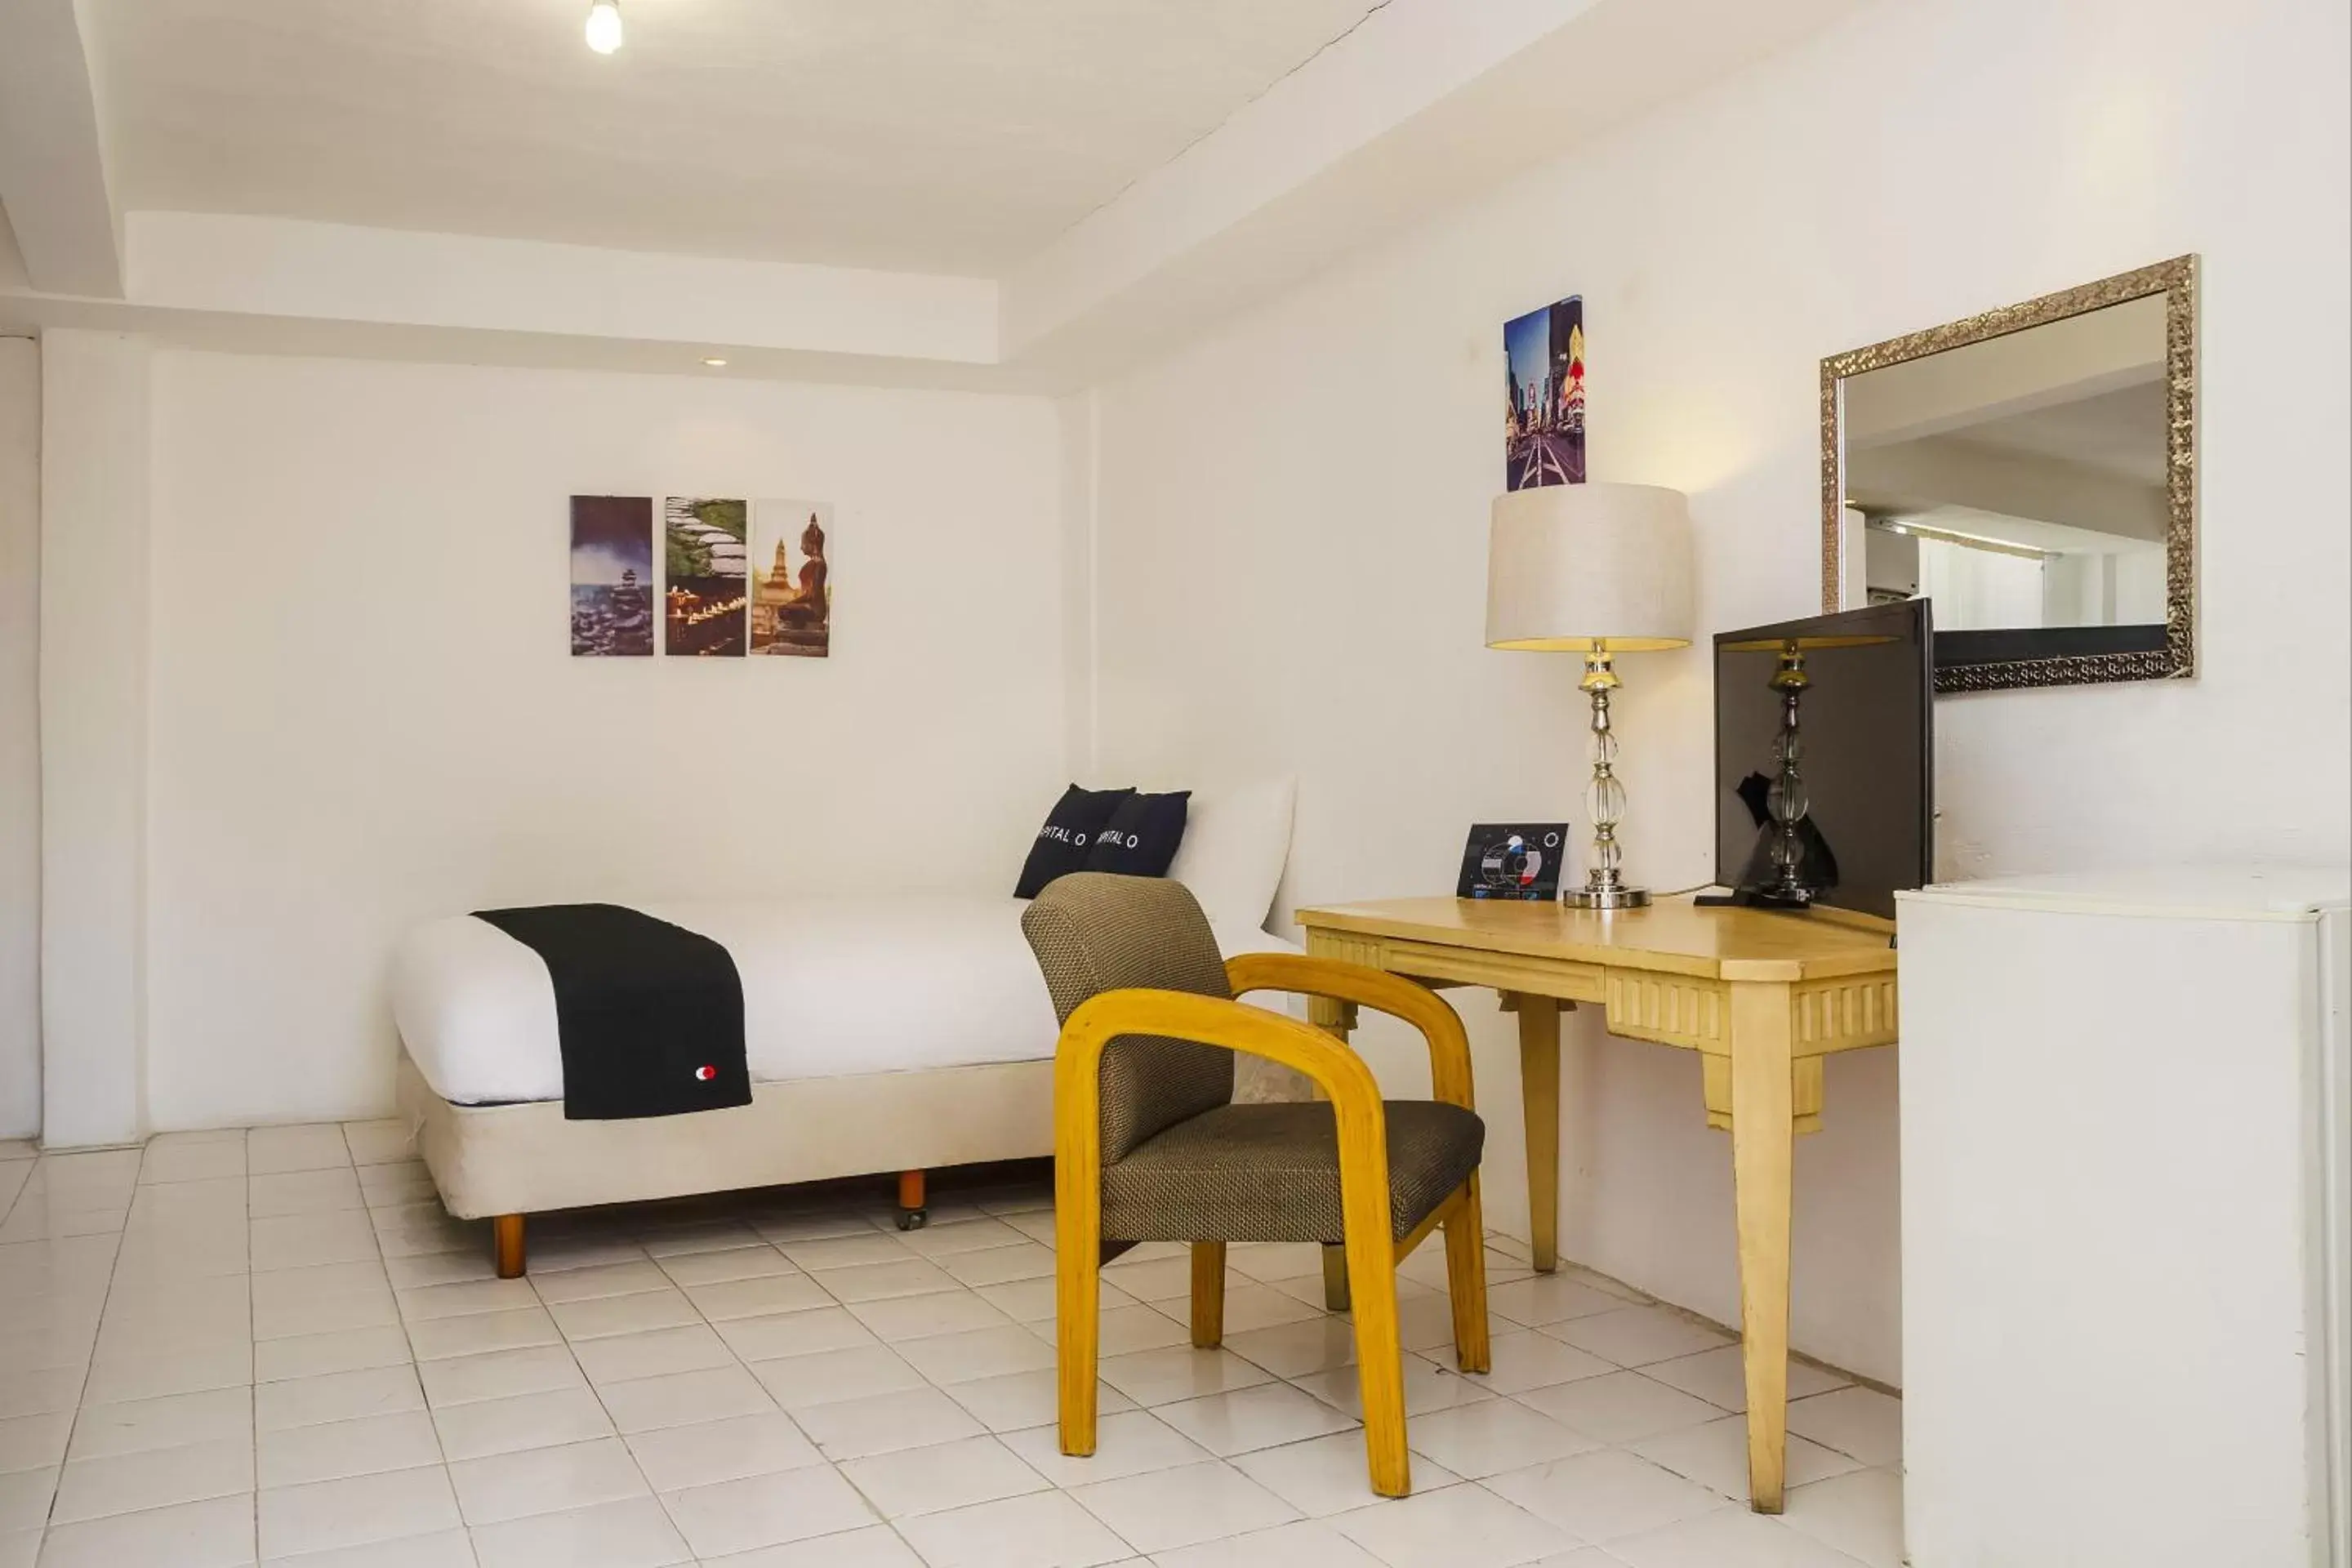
left=1712, top=599, right=1933, bottom=921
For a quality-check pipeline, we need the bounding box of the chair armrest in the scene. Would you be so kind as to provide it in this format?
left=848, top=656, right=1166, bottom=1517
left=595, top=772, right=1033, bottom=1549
left=1223, top=953, right=1474, bottom=1110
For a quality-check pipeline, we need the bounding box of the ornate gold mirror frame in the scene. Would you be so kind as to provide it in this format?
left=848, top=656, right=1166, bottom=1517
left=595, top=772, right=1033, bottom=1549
left=1820, top=256, right=2198, bottom=693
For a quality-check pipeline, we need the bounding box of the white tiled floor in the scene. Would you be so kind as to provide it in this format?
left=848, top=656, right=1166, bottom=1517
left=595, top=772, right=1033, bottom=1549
left=0, top=1128, right=1906, bottom=1567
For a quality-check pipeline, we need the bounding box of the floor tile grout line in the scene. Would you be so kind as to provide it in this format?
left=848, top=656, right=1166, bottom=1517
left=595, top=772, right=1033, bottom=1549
left=0, top=1150, right=29, bottom=1232
left=697, top=1200, right=923, bottom=1552
left=247, top=1120, right=429, bottom=1561
left=368, top=1131, right=566, bottom=1552
left=728, top=1206, right=1148, bottom=1568
left=566, top=1208, right=786, bottom=1559
left=590, top=1197, right=1030, bottom=1562
left=44, top=1145, right=135, bottom=1544
left=11, top=1147, right=1904, bottom=1566
left=246, top=1127, right=261, bottom=1565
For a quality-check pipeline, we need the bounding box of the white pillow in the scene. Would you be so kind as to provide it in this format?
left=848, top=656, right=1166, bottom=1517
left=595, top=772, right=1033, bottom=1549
left=1169, top=778, right=1295, bottom=933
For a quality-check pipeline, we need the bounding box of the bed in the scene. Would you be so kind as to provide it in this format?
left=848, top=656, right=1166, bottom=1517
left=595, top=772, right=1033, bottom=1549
left=390, top=782, right=1298, bottom=1276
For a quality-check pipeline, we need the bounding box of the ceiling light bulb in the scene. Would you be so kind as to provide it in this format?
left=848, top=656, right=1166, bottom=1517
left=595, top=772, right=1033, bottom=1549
left=701, top=357, right=728, bottom=368
left=585, top=1, right=623, bottom=54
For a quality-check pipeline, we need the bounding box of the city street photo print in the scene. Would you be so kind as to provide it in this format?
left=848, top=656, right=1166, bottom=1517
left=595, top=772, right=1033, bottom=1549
left=1504, top=294, right=1586, bottom=492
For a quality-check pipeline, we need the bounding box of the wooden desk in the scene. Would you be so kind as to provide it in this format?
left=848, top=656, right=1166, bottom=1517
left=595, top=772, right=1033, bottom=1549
left=1294, top=895, right=1898, bottom=1513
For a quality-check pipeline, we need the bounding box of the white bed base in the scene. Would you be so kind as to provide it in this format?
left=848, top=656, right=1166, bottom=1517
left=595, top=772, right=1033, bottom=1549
left=396, top=1053, right=1053, bottom=1276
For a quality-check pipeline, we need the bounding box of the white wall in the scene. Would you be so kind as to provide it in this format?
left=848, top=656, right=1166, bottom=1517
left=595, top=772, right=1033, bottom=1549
left=41, top=330, right=151, bottom=1149
left=141, top=352, right=1062, bottom=1131
left=1079, top=0, right=2350, bottom=1384
left=0, top=339, right=37, bottom=1138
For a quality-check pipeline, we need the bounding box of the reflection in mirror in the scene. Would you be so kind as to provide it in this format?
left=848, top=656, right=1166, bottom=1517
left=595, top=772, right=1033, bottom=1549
left=1822, top=257, right=2195, bottom=693
left=1846, top=296, right=2167, bottom=633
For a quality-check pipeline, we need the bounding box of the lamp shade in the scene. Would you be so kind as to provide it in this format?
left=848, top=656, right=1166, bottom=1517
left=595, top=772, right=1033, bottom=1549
left=1486, top=482, right=1695, bottom=652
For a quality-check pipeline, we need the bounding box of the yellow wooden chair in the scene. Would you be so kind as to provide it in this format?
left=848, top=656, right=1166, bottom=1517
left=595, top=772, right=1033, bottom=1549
left=1021, top=872, right=1490, bottom=1498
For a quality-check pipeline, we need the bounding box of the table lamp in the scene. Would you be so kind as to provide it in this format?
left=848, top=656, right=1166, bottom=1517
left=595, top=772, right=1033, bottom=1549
left=1486, top=483, right=1695, bottom=909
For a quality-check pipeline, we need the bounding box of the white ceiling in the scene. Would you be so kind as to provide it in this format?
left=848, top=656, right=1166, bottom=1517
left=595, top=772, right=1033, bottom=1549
left=82, top=0, right=1385, bottom=273
left=1891, top=506, right=2165, bottom=558
left=1944, top=381, right=2168, bottom=486
left=8, top=0, right=1873, bottom=383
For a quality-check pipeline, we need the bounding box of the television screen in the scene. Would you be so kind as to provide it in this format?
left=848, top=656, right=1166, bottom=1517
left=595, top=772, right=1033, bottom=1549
left=1713, top=599, right=1933, bottom=920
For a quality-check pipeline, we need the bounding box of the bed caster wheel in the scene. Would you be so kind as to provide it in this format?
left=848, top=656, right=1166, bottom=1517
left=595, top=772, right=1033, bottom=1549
left=894, top=1171, right=928, bottom=1232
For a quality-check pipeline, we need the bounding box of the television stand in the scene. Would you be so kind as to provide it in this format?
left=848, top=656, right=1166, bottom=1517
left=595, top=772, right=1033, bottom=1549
left=1695, top=889, right=1897, bottom=947
left=1694, top=887, right=1811, bottom=912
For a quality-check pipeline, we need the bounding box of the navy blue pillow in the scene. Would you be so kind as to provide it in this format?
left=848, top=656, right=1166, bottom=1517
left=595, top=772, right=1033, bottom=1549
left=1015, top=785, right=1135, bottom=898
left=1085, top=791, right=1190, bottom=880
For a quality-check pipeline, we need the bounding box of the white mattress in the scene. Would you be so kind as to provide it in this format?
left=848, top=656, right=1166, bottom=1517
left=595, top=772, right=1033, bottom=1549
left=392, top=894, right=1302, bottom=1107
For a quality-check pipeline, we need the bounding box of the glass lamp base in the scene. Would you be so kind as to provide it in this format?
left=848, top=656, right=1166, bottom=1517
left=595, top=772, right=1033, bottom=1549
left=1563, top=883, right=1651, bottom=910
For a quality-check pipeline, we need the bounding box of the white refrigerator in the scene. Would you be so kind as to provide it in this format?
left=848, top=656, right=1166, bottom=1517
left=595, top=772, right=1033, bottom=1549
left=1898, top=866, right=2350, bottom=1568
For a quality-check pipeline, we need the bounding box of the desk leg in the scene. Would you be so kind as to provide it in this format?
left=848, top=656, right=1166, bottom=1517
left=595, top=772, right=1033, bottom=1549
left=1516, top=996, right=1561, bottom=1274
left=1313, top=1001, right=1358, bottom=1313
left=1727, top=982, right=1795, bottom=1513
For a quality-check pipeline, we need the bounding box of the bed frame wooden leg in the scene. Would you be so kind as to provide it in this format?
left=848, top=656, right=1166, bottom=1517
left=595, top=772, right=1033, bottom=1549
left=492, top=1214, right=526, bottom=1279
left=895, top=1169, right=929, bottom=1232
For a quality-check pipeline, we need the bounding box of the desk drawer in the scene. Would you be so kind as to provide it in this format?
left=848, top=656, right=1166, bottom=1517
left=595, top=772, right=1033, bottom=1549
left=1376, top=939, right=1607, bottom=1004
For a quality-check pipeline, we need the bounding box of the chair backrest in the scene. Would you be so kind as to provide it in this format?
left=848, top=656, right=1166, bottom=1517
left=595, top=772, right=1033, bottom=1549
left=1021, top=873, right=1236, bottom=1163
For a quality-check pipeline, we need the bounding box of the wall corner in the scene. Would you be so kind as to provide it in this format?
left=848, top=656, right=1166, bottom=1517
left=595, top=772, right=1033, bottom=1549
left=38, top=327, right=150, bottom=1149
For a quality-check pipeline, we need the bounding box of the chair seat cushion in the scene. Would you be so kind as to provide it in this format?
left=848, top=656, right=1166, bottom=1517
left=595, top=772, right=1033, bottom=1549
left=1100, top=1100, right=1486, bottom=1245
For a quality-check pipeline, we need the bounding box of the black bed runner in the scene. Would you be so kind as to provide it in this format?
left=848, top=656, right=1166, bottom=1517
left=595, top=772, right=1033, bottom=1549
left=472, top=903, right=751, bottom=1120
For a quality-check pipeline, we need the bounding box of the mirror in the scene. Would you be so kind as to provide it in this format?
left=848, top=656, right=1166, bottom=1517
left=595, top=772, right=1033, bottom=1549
left=1821, top=257, right=2196, bottom=693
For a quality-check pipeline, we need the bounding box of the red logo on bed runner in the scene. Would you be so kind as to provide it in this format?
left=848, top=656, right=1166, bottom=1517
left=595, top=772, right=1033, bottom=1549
left=695, top=1065, right=716, bottom=1082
